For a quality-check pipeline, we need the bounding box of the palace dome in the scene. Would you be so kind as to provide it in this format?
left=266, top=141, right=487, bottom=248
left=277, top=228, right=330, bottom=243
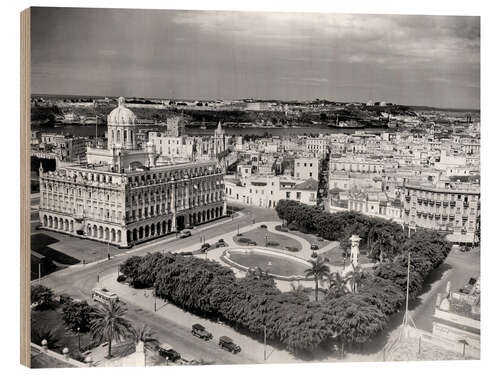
left=107, top=97, right=137, bottom=125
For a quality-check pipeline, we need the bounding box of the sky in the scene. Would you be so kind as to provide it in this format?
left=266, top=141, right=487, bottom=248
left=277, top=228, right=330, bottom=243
left=31, top=7, right=480, bottom=109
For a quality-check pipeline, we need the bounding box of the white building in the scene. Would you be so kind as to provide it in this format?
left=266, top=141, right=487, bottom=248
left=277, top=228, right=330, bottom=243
left=294, top=157, right=319, bottom=180
left=306, top=137, right=328, bottom=157
left=224, top=175, right=318, bottom=208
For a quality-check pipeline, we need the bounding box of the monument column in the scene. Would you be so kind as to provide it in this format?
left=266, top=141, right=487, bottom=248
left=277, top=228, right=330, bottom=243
left=350, top=234, right=361, bottom=268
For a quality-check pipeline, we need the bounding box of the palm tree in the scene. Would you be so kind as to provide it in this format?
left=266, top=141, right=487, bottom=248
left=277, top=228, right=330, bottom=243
left=304, top=257, right=330, bottom=301
left=327, top=272, right=349, bottom=297
left=135, top=324, right=156, bottom=344
left=344, top=264, right=365, bottom=294
left=31, top=327, right=60, bottom=350
left=90, top=300, right=135, bottom=359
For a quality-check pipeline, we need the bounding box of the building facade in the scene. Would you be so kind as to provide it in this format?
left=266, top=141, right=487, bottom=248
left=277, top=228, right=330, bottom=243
left=294, top=157, right=319, bottom=180
left=39, top=98, right=226, bottom=248
left=403, top=181, right=480, bottom=243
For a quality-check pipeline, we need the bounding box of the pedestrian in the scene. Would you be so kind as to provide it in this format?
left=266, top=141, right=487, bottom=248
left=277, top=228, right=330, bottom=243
left=108, top=253, right=110, bottom=260
left=97, top=274, right=99, bottom=282
left=83, top=259, right=86, bottom=265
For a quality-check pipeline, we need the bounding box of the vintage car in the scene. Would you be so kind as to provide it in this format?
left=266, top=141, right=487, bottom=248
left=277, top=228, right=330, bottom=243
left=218, top=336, right=241, bottom=354
left=191, top=323, right=213, bottom=341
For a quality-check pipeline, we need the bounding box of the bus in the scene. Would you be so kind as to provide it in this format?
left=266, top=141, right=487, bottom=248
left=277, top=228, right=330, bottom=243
left=91, top=288, right=119, bottom=305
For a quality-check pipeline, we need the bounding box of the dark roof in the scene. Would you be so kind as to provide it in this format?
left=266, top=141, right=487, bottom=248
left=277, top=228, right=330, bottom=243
left=291, top=178, right=318, bottom=191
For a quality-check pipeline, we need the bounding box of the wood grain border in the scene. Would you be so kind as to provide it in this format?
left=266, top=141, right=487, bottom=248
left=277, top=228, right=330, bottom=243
left=20, top=7, right=31, bottom=368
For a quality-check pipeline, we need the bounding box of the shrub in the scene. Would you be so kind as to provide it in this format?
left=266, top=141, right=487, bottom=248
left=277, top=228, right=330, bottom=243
left=62, top=300, right=96, bottom=333
left=260, top=224, right=268, bottom=229
left=120, top=223, right=452, bottom=355
left=267, top=241, right=279, bottom=247
left=31, top=285, right=55, bottom=310
left=123, top=252, right=334, bottom=355
left=117, top=274, right=127, bottom=283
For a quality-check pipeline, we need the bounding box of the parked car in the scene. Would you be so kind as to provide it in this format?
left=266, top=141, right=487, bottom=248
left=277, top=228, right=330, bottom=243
left=248, top=240, right=257, bottom=246
left=201, top=243, right=211, bottom=250
left=158, top=343, right=181, bottom=362
left=116, top=274, right=127, bottom=283
left=215, top=241, right=227, bottom=248
left=179, top=230, right=192, bottom=238
left=311, top=244, right=319, bottom=250
left=191, top=323, right=213, bottom=341
left=218, top=336, right=241, bottom=354
left=459, top=276, right=479, bottom=294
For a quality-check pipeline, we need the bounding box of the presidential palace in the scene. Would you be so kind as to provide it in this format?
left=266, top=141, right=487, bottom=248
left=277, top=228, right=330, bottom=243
left=38, top=98, right=227, bottom=248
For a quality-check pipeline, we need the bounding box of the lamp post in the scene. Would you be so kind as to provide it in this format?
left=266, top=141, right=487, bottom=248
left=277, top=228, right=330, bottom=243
left=77, top=327, right=81, bottom=352
left=237, top=223, right=240, bottom=236
left=154, top=292, right=157, bottom=312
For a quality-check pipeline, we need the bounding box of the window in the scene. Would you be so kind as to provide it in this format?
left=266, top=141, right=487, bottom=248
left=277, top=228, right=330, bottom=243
left=286, top=192, right=291, bottom=199
left=296, top=192, right=301, bottom=199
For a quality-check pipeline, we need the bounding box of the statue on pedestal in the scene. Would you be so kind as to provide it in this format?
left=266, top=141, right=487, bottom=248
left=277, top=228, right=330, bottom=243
left=349, top=234, right=361, bottom=268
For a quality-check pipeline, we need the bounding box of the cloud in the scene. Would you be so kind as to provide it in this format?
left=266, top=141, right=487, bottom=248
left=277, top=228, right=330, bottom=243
left=98, top=49, right=117, bottom=57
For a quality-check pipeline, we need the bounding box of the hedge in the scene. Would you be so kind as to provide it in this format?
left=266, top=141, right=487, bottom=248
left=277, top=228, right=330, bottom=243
left=120, top=219, right=451, bottom=355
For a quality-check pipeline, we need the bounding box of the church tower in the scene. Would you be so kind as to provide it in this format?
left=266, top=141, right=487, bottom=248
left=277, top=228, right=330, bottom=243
left=214, top=121, right=225, bottom=157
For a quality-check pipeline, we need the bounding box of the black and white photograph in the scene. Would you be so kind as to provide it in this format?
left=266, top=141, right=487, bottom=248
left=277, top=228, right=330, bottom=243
left=21, top=5, right=480, bottom=369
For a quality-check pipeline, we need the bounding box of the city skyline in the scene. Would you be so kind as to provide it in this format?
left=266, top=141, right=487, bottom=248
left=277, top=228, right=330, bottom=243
left=31, top=8, right=480, bottom=109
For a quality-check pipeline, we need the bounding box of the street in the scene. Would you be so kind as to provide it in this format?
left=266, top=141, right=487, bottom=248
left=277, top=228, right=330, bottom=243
left=31, top=193, right=480, bottom=364
left=33, top=197, right=281, bottom=364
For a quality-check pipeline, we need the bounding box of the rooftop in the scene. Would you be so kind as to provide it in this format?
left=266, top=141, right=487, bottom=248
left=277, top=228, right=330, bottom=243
left=291, top=178, right=318, bottom=191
